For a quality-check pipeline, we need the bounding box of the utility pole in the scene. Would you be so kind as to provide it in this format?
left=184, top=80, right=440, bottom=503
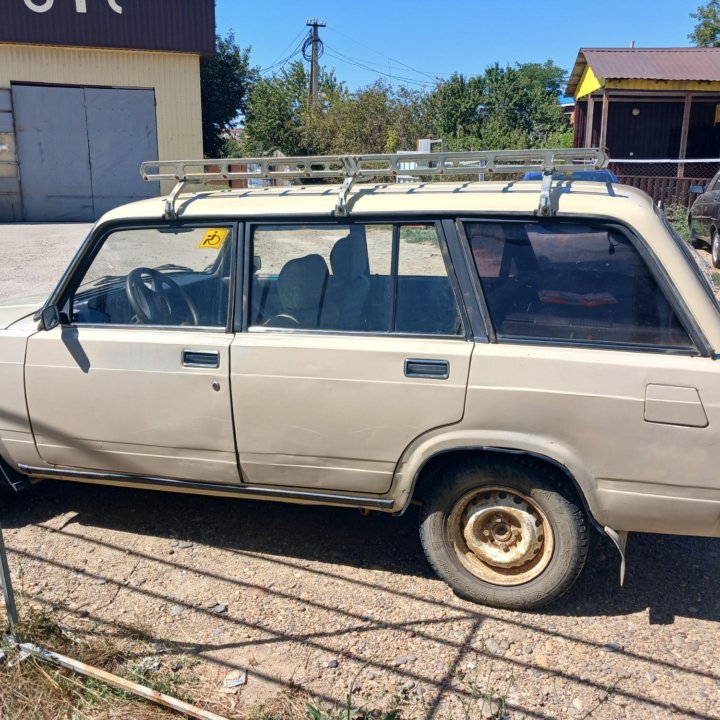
left=305, top=18, right=326, bottom=103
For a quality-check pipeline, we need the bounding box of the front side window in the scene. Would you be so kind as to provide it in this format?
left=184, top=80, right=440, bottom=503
left=465, top=220, right=693, bottom=349
left=70, top=226, right=233, bottom=328
left=250, top=223, right=463, bottom=336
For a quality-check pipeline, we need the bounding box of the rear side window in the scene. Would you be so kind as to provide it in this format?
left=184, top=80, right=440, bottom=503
left=249, top=223, right=464, bottom=336
left=464, top=220, right=694, bottom=350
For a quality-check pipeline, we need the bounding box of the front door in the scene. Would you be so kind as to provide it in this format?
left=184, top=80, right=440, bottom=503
left=231, top=221, right=473, bottom=494
left=25, top=224, right=240, bottom=484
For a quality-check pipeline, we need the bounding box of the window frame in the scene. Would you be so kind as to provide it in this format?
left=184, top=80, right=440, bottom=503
left=239, top=217, right=473, bottom=341
left=457, top=215, right=708, bottom=357
left=49, top=219, right=240, bottom=334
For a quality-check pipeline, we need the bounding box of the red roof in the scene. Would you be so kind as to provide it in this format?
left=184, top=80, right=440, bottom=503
left=566, top=47, right=720, bottom=96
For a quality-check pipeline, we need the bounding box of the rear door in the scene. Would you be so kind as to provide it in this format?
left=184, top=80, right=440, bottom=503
left=230, top=221, right=474, bottom=494
left=460, top=218, right=720, bottom=534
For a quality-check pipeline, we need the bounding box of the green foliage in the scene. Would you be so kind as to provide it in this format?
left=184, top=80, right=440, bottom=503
left=424, top=73, right=485, bottom=138
left=240, top=54, right=572, bottom=157
left=665, top=202, right=692, bottom=242
left=200, top=32, right=258, bottom=157
left=689, top=0, right=720, bottom=46
left=242, top=62, right=345, bottom=155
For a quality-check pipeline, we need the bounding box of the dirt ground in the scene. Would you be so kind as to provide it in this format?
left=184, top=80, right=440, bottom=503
left=1, top=224, right=720, bottom=719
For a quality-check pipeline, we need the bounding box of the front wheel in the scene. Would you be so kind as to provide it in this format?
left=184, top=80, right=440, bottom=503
left=712, top=228, right=720, bottom=268
left=419, top=460, right=589, bottom=610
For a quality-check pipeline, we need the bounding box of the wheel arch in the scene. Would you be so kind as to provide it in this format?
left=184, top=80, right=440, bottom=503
left=396, top=440, right=604, bottom=532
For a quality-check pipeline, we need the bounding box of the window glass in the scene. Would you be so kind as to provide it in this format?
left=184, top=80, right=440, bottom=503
left=251, top=224, right=392, bottom=331
left=71, top=226, right=232, bottom=327
left=465, top=221, right=693, bottom=349
left=396, top=225, right=464, bottom=335
left=250, top=223, right=464, bottom=336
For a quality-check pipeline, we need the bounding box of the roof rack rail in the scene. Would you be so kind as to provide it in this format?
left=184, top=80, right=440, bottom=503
left=141, top=148, right=608, bottom=220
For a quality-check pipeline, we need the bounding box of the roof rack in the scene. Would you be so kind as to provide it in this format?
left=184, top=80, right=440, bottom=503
left=141, top=148, right=608, bottom=220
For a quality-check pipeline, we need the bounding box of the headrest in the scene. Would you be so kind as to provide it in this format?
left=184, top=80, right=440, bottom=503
left=330, top=234, right=370, bottom=278
left=277, top=254, right=328, bottom=311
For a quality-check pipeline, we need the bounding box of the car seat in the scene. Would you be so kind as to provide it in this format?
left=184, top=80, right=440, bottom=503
left=264, top=254, right=329, bottom=328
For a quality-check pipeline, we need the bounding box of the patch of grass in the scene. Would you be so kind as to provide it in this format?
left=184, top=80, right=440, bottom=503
left=664, top=202, right=692, bottom=243
left=451, top=661, right=513, bottom=720
left=401, top=226, right=439, bottom=245
left=304, top=665, right=401, bottom=720
left=0, top=607, right=193, bottom=720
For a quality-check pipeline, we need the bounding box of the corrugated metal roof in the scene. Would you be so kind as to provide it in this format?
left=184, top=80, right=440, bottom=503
left=566, top=47, right=720, bottom=96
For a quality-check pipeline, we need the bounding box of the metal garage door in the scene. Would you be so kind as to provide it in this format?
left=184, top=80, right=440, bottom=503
left=12, top=84, right=159, bottom=222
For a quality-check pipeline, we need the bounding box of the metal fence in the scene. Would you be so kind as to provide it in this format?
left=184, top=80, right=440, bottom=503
left=607, top=159, right=720, bottom=208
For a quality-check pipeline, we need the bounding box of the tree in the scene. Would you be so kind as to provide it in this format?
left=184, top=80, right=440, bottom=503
left=690, top=0, right=720, bottom=46
left=425, top=61, right=572, bottom=151
left=242, top=56, right=571, bottom=157
left=425, top=73, right=485, bottom=139
left=242, top=62, right=345, bottom=155
left=200, top=33, right=257, bottom=157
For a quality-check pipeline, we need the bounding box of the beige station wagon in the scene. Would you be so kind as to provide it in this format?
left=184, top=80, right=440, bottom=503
left=1, top=149, right=719, bottom=610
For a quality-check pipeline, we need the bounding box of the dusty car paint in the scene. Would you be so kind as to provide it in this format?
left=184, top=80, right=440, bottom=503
left=1, top=178, right=719, bottom=543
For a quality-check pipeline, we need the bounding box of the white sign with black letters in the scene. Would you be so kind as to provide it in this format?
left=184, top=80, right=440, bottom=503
left=23, top=0, right=123, bottom=15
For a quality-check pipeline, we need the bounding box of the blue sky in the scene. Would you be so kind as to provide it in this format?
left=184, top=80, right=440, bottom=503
left=216, top=0, right=701, bottom=92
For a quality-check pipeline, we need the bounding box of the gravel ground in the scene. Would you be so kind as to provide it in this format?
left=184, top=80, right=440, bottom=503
left=0, top=223, right=91, bottom=301
left=1, top=224, right=720, bottom=719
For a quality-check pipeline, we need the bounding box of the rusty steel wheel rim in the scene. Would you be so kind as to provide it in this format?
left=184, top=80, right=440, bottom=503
left=448, top=486, right=555, bottom=586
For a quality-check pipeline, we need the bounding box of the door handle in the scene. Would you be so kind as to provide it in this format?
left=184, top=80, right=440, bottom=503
left=404, top=358, right=449, bottom=379
left=182, top=350, right=220, bottom=368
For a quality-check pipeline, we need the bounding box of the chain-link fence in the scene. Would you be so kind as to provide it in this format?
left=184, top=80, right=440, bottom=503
left=607, top=159, right=720, bottom=209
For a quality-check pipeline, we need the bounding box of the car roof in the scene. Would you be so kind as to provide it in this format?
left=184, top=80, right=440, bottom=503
left=100, top=180, right=655, bottom=225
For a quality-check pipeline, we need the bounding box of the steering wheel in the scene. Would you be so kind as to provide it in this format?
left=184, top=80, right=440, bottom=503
left=126, top=267, right=200, bottom=326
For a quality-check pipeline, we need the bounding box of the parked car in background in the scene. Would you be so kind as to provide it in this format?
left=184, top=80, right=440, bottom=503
left=689, top=171, right=720, bottom=267
left=1, top=149, right=720, bottom=611
left=522, top=169, right=619, bottom=183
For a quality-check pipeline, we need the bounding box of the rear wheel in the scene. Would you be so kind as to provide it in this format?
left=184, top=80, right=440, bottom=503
left=712, top=228, right=720, bottom=268
left=419, top=460, right=589, bottom=610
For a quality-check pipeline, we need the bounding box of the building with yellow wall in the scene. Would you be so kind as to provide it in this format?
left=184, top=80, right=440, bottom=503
left=0, top=0, right=215, bottom=222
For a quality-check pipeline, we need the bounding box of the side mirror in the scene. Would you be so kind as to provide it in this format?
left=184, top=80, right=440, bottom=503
left=253, top=255, right=262, bottom=273
left=690, top=184, right=705, bottom=194
left=39, top=305, right=61, bottom=331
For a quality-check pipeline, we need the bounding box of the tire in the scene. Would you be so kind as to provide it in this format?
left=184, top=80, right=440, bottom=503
left=712, top=228, right=720, bottom=268
left=419, top=460, right=589, bottom=610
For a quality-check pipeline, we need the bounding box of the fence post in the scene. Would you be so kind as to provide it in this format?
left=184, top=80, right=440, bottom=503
left=0, top=521, right=19, bottom=634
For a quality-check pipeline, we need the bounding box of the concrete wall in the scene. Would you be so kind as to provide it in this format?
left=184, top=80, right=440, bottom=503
left=0, top=43, right=204, bottom=220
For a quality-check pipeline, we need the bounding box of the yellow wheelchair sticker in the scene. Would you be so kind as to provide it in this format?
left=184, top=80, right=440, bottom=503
left=199, top=228, right=229, bottom=250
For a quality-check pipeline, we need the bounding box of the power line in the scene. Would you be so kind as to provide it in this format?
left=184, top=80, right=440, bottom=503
left=326, top=26, right=448, bottom=82
left=324, top=46, right=437, bottom=87
left=262, top=28, right=306, bottom=71
left=259, top=30, right=308, bottom=75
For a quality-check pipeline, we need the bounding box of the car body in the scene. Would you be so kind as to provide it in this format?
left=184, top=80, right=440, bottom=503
left=521, top=168, right=619, bottom=183
left=689, top=170, right=720, bottom=266
left=2, top=155, right=719, bottom=610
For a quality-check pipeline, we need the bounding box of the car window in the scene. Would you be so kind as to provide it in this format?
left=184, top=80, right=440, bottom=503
left=70, top=226, right=233, bottom=328
left=250, top=223, right=464, bottom=336
left=396, top=225, right=463, bottom=335
left=464, top=220, right=694, bottom=350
